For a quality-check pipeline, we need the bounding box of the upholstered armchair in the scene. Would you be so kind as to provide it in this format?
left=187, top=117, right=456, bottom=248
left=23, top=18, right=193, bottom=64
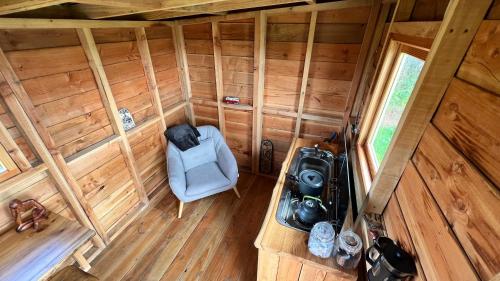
left=167, top=125, right=240, bottom=218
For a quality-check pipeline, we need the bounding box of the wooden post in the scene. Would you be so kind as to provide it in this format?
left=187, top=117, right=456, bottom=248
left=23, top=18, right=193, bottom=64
left=355, top=0, right=401, bottom=139
left=294, top=11, right=317, bottom=138
left=365, top=0, right=493, bottom=213
left=77, top=28, right=149, bottom=206
left=0, top=114, right=31, bottom=172
left=0, top=50, right=107, bottom=247
left=252, top=11, right=266, bottom=173
left=172, top=23, right=196, bottom=126
left=350, top=3, right=391, bottom=125
left=73, top=247, right=91, bottom=272
left=343, top=0, right=382, bottom=128
left=212, top=21, right=226, bottom=136
left=135, top=27, right=167, bottom=150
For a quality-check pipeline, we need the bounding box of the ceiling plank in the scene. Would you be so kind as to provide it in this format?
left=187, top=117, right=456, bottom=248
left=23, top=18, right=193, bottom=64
left=73, top=0, right=162, bottom=9
left=0, top=0, right=67, bottom=15
left=176, top=0, right=371, bottom=25
left=75, top=0, right=231, bottom=19
left=143, top=0, right=307, bottom=20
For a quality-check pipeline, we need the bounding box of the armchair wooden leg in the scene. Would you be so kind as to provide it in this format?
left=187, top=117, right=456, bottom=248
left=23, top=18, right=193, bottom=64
left=233, top=186, right=241, bottom=199
left=178, top=201, right=184, bottom=219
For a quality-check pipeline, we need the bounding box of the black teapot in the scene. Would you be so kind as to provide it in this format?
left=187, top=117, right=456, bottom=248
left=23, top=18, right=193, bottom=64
left=367, top=237, right=417, bottom=281
left=296, top=196, right=327, bottom=226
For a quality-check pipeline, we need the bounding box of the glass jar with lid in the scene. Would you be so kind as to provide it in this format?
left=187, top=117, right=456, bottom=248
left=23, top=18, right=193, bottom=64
left=308, top=222, right=335, bottom=258
left=333, top=230, right=363, bottom=269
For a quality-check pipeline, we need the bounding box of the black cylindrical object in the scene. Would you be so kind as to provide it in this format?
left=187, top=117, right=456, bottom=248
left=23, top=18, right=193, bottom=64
left=298, top=169, right=324, bottom=196
left=367, top=237, right=417, bottom=281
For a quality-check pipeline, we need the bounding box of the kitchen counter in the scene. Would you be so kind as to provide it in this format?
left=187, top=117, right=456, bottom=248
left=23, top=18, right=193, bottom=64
left=254, top=138, right=357, bottom=280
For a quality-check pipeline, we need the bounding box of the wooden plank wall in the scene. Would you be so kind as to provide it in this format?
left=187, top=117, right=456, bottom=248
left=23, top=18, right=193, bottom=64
left=184, top=23, right=219, bottom=127
left=380, top=5, right=500, bottom=281
left=263, top=13, right=309, bottom=174
left=172, top=6, right=371, bottom=175
left=0, top=28, right=104, bottom=234
left=263, top=7, right=370, bottom=172
left=0, top=102, right=38, bottom=164
left=67, top=140, right=141, bottom=237
left=0, top=25, right=187, bottom=253
left=145, top=26, right=183, bottom=112
left=220, top=18, right=255, bottom=170
left=303, top=7, right=368, bottom=120
left=0, top=166, right=75, bottom=233
left=2, top=29, right=114, bottom=159
left=93, top=28, right=156, bottom=126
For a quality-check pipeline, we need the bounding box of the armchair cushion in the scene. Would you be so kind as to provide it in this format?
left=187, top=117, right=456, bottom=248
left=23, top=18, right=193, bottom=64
left=179, top=138, right=217, bottom=171
left=185, top=161, right=231, bottom=196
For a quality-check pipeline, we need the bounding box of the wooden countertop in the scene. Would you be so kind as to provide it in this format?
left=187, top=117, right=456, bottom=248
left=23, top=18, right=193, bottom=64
left=254, top=138, right=357, bottom=279
left=0, top=212, right=95, bottom=281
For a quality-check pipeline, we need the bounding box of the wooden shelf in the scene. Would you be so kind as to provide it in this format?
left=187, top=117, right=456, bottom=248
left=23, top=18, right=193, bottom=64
left=222, top=103, right=253, bottom=111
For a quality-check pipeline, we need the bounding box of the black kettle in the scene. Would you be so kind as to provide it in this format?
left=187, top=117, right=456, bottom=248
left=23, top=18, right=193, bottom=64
left=296, top=196, right=327, bottom=226
left=366, top=237, right=417, bottom=281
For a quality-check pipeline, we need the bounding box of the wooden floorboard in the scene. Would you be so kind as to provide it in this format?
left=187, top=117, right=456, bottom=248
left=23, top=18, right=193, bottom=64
left=90, top=172, right=275, bottom=281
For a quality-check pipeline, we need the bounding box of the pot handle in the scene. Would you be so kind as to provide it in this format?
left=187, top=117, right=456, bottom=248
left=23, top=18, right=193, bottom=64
left=286, top=173, right=299, bottom=183
left=302, top=196, right=328, bottom=212
left=366, top=244, right=382, bottom=266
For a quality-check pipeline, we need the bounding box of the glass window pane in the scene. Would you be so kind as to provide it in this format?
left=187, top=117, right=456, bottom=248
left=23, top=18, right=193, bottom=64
left=369, top=53, right=425, bottom=166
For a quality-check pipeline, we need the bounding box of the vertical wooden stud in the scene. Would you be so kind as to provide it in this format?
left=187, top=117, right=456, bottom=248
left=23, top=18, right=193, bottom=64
left=343, top=0, right=382, bottom=127
left=77, top=28, right=149, bottom=206
left=135, top=27, right=167, bottom=150
left=350, top=3, right=391, bottom=124
left=356, top=0, right=402, bottom=135
left=0, top=50, right=107, bottom=246
left=212, top=21, right=226, bottom=136
left=172, top=23, right=196, bottom=126
left=365, top=0, right=493, bottom=213
left=294, top=11, right=318, bottom=138
left=252, top=11, right=267, bottom=173
left=0, top=114, right=31, bottom=172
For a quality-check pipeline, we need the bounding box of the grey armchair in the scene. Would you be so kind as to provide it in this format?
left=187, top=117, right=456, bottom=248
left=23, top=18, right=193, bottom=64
left=167, top=125, right=240, bottom=218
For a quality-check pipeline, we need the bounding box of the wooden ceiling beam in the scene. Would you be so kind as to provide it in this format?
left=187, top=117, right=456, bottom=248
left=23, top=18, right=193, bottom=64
left=0, top=0, right=67, bottom=15
left=0, top=18, right=170, bottom=29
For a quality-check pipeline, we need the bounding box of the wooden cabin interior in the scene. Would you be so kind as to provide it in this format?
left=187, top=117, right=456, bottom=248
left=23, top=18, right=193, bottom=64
left=0, top=0, right=498, bottom=280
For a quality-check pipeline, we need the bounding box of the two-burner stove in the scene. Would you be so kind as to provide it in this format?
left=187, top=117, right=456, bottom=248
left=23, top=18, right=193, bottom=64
left=276, top=146, right=350, bottom=234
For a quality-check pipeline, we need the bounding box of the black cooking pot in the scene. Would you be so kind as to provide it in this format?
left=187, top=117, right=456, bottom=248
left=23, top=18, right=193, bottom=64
left=367, top=237, right=417, bottom=281
left=297, top=169, right=324, bottom=196
left=296, top=196, right=327, bottom=226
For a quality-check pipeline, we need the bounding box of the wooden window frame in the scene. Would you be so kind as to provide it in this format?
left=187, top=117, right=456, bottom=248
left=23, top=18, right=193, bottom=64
left=0, top=143, right=21, bottom=182
left=357, top=39, right=429, bottom=192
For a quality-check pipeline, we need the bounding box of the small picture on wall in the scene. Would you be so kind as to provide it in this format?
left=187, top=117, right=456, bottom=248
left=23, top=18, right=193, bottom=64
left=119, top=108, right=136, bottom=131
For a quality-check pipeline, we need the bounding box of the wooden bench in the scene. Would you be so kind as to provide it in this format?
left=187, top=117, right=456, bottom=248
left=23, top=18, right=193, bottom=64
left=0, top=212, right=95, bottom=281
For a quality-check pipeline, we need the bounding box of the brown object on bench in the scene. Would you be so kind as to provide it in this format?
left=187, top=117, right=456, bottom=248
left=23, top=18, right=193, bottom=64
left=48, top=265, right=99, bottom=281
left=9, top=199, right=48, bottom=232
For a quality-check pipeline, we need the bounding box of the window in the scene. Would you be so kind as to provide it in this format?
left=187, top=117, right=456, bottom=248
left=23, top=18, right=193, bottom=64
left=0, top=143, right=20, bottom=182
left=358, top=41, right=427, bottom=182
left=367, top=53, right=424, bottom=167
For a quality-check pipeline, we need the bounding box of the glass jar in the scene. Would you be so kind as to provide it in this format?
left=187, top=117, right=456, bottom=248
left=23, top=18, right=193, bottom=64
left=308, top=222, right=335, bottom=258
left=333, top=230, right=362, bottom=269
